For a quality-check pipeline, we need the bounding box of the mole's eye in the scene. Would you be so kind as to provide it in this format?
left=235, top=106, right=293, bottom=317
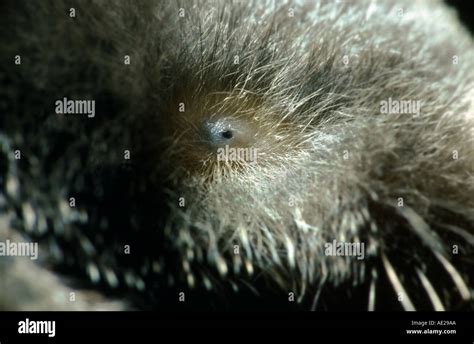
left=201, top=116, right=256, bottom=151
left=221, top=130, right=233, bottom=139
left=203, top=118, right=236, bottom=146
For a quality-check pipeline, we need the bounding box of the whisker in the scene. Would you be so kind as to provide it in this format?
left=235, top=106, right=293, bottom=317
left=381, top=253, right=415, bottom=311
left=416, top=268, right=445, bottom=311
left=434, top=252, right=471, bottom=301
left=368, top=268, right=377, bottom=311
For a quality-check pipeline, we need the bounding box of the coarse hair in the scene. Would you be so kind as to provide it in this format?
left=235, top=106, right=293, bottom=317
left=0, top=0, right=473, bottom=310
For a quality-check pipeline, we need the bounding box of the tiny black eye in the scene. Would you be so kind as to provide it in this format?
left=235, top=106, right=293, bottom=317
left=221, top=130, right=233, bottom=139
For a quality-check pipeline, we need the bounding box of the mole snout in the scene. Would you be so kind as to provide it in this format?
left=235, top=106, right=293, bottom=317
left=203, top=117, right=256, bottom=149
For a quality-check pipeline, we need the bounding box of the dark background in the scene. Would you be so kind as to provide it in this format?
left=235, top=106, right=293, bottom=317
left=446, top=0, right=474, bottom=34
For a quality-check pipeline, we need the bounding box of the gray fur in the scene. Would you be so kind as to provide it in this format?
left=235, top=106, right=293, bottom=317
left=0, top=0, right=473, bottom=310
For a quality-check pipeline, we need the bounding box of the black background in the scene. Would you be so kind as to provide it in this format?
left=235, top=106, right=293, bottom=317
left=446, top=0, right=474, bottom=34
